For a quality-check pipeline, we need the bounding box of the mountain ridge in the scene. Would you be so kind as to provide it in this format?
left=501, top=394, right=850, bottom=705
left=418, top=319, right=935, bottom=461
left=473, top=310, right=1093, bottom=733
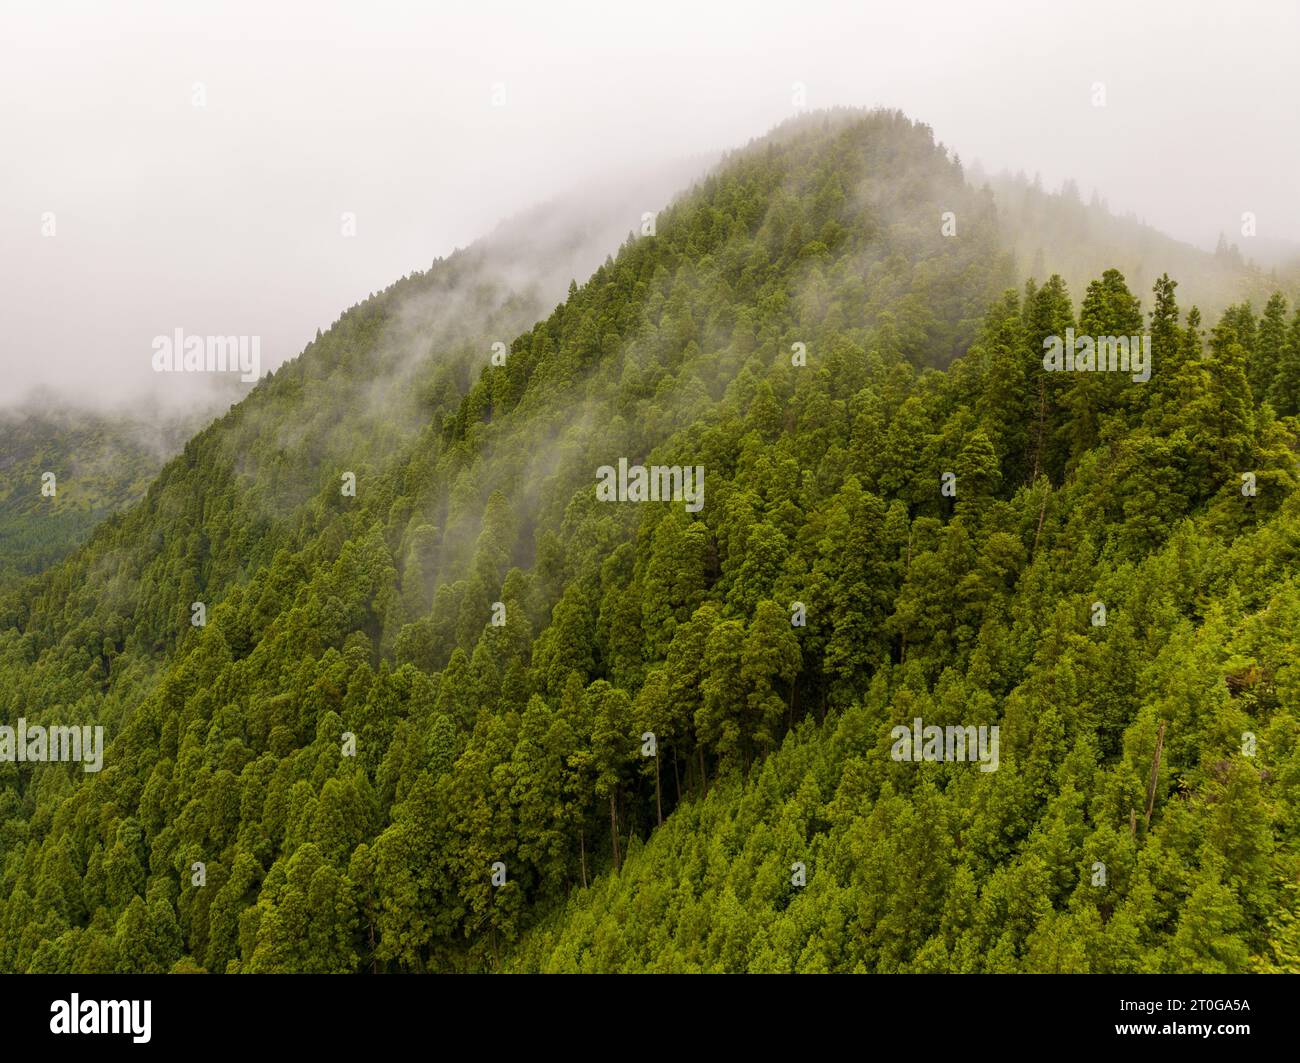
left=1, top=108, right=1298, bottom=975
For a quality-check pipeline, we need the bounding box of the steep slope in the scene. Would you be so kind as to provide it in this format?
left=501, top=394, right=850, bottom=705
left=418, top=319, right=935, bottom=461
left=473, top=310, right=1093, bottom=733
left=2, top=109, right=1297, bottom=976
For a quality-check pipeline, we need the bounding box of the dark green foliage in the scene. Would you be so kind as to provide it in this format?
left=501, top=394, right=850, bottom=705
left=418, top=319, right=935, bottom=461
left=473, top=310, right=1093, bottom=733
left=2, top=110, right=1297, bottom=974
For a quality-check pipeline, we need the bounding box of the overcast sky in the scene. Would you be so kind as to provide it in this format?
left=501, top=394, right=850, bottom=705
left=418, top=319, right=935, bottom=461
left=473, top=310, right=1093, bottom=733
left=2, top=0, right=1297, bottom=408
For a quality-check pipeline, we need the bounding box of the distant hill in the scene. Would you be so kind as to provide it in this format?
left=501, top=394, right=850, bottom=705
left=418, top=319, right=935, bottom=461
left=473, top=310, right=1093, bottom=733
left=978, top=166, right=1300, bottom=322
left=0, top=407, right=192, bottom=581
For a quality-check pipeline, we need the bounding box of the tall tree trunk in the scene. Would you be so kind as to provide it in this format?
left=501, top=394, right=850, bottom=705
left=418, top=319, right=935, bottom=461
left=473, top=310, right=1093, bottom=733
left=900, top=528, right=913, bottom=663
left=1144, top=720, right=1167, bottom=830
left=1031, top=488, right=1048, bottom=559
left=609, top=791, right=621, bottom=872
left=654, top=752, right=663, bottom=826
left=1031, top=377, right=1047, bottom=483
left=672, top=748, right=681, bottom=803
left=698, top=746, right=707, bottom=796
left=579, top=827, right=587, bottom=889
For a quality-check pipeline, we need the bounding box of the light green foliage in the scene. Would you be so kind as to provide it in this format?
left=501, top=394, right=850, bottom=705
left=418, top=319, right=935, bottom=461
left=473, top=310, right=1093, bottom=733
left=1, top=110, right=1298, bottom=974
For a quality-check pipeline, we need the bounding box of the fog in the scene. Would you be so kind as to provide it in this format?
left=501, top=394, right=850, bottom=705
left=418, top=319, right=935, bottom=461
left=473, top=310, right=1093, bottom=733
left=2, top=0, right=1297, bottom=409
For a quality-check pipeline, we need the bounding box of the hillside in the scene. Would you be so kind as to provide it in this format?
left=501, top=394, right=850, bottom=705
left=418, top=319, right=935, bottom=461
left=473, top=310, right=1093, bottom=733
left=0, top=407, right=194, bottom=582
left=1, top=109, right=1298, bottom=975
left=979, top=167, right=1300, bottom=324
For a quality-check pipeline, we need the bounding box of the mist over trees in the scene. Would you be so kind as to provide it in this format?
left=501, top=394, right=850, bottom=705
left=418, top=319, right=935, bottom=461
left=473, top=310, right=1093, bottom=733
left=1, top=110, right=1298, bottom=975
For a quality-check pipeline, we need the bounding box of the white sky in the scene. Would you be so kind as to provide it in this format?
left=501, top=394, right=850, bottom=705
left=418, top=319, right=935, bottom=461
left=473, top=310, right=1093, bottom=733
left=2, top=0, right=1297, bottom=406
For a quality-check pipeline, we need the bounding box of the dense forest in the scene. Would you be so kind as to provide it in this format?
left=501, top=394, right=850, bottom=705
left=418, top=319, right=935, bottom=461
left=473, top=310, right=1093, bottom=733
left=0, top=409, right=194, bottom=582
left=1, top=110, right=1297, bottom=974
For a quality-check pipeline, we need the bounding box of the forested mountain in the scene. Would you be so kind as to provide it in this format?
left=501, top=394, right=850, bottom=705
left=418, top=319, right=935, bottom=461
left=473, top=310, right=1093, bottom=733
left=0, top=407, right=193, bottom=582
left=1, top=109, right=1298, bottom=975
left=980, top=167, right=1300, bottom=325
